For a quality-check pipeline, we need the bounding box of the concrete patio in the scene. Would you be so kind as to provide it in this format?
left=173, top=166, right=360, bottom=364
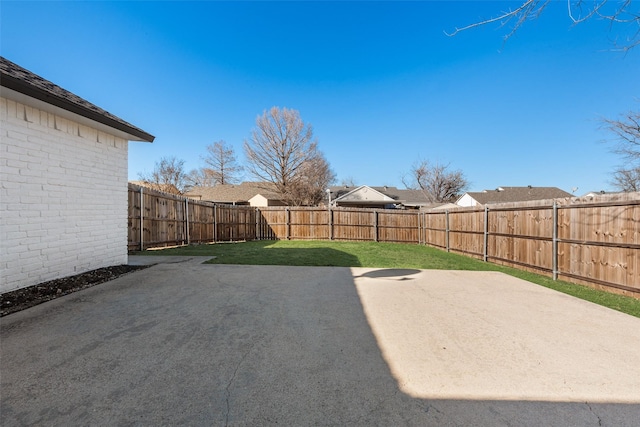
left=1, top=257, right=639, bottom=426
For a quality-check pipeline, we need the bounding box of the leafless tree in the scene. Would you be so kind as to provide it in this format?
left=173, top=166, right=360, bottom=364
left=138, top=156, right=188, bottom=194
left=287, top=152, right=336, bottom=206
left=245, top=107, right=333, bottom=205
left=403, top=160, right=469, bottom=202
left=612, top=168, right=640, bottom=192
left=447, top=0, right=640, bottom=50
left=605, top=109, right=640, bottom=191
left=340, top=176, right=357, bottom=187
left=184, top=168, right=218, bottom=189
left=201, top=140, right=242, bottom=185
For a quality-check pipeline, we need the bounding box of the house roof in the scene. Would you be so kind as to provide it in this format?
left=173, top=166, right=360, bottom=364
left=459, top=186, right=573, bottom=205
left=185, top=182, right=282, bottom=203
left=329, top=186, right=433, bottom=207
left=0, top=56, right=154, bottom=142
left=332, top=185, right=399, bottom=206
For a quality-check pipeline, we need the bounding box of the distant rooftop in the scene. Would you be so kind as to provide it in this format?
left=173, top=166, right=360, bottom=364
left=462, top=186, right=573, bottom=205
left=185, top=182, right=281, bottom=203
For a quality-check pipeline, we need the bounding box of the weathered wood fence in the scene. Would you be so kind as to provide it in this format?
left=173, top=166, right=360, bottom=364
left=128, top=184, right=639, bottom=298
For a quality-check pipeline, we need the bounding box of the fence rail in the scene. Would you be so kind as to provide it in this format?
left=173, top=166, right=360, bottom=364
left=128, top=184, right=640, bottom=298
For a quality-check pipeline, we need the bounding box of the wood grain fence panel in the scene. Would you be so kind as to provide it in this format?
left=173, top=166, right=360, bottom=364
left=422, top=212, right=447, bottom=249
left=489, top=208, right=554, bottom=239
left=188, top=201, right=215, bottom=244
left=448, top=230, right=484, bottom=258
left=446, top=209, right=484, bottom=257
left=128, top=187, right=142, bottom=250
left=488, top=235, right=553, bottom=272
left=215, top=206, right=256, bottom=241
left=558, top=243, right=639, bottom=292
left=333, top=209, right=375, bottom=241
left=259, top=208, right=287, bottom=239
left=288, top=208, right=330, bottom=240
left=377, top=211, right=419, bottom=243
left=558, top=204, right=640, bottom=245
left=144, top=192, right=186, bottom=248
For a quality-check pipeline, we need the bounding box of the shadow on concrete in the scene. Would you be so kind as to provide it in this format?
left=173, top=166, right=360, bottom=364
left=353, top=268, right=421, bottom=280
left=1, top=264, right=638, bottom=426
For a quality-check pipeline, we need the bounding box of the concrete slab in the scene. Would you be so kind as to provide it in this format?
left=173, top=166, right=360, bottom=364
left=1, top=263, right=639, bottom=426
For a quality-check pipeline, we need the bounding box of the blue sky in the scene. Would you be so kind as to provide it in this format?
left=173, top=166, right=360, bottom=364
left=2, top=1, right=638, bottom=194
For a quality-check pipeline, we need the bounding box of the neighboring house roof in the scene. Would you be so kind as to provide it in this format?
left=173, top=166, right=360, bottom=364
left=129, top=181, right=181, bottom=195
left=185, top=182, right=282, bottom=204
left=332, top=185, right=400, bottom=207
left=458, top=186, right=573, bottom=205
left=329, top=186, right=434, bottom=208
left=0, top=56, right=154, bottom=142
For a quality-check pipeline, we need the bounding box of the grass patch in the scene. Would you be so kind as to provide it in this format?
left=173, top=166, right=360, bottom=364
left=132, top=240, right=640, bottom=318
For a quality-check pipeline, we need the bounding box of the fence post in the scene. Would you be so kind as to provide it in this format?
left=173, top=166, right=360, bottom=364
left=213, top=205, right=217, bottom=243
left=553, top=201, right=558, bottom=280
left=329, top=208, right=333, bottom=240
left=373, top=210, right=378, bottom=242
left=139, top=186, right=144, bottom=251
left=286, top=207, right=290, bottom=240
left=445, top=210, right=450, bottom=252
left=483, top=206, right=489, bottom=262
left=184, top=198, right=190, bottom=245
left=255, top=208, right=260, bottom=241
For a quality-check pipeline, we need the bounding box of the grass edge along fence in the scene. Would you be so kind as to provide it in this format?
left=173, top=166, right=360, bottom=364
left=128, top=184, right=640, bottom=298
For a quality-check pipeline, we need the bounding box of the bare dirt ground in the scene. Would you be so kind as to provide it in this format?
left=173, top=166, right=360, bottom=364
left=0, top=265, right=148, bottom=316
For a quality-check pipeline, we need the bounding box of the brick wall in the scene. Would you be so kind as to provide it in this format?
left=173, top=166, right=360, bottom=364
left=0, top=96, right=129, bottom=293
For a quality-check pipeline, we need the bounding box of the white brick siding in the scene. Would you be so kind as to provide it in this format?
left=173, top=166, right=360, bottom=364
left=1, top=96, right=129, bottom=293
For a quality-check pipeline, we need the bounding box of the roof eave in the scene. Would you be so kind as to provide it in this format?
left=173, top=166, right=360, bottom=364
left=1, top=73, right=154, bottom=143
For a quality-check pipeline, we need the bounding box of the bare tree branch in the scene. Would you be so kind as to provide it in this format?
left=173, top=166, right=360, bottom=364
left=447, top=0, right=640, bottom=49
left=403, top=160, right=469, bottom=203
left=138, top=156, right=188, bottom=194
left=244, top=107, right=333, bottom=205
left=611, top=167, right=640, bottom=191
left=201, top=140, right=242, bottom=185
left=604, top=109, right=640, bottom=191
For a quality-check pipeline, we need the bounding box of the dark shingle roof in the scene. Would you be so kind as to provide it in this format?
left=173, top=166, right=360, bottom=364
left=0, top=56, right=154, bottom=142
left=463, top=186, right=572, bottom=205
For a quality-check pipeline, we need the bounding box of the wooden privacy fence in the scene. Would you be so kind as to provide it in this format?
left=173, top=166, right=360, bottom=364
left=128, top=184, right=257, bottom=250
left=258, top=207, right=419, bottom=242
left=418, top=194, right=640, bottom=297
left=128, top=184, right=639, bottom=297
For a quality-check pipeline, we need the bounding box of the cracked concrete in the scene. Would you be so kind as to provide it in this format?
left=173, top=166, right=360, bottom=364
left=2, top=262, right=639, bottom=426
left=586, top=402, right=603, bottom=426
left=224, top=341, right=257, bottom=427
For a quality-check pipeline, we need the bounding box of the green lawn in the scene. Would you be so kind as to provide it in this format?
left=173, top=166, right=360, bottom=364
left=133, top=240, right=640, bottom=318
